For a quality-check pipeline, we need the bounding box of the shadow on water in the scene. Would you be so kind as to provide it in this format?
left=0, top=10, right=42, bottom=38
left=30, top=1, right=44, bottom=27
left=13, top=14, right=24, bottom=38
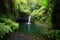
left=1, top=23, right=50, bottom=40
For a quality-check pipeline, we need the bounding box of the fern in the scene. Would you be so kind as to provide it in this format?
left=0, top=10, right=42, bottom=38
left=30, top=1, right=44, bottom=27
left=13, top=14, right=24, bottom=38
left=0, top=17, right=19, bottom=38
left=3, top=18, right=19, bottom=30
left=0, top=23, right=12, bottom=38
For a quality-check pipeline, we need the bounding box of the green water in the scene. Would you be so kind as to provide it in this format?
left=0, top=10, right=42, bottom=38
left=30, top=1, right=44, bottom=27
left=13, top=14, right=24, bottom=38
left=19, top=23, right=47, bottom=35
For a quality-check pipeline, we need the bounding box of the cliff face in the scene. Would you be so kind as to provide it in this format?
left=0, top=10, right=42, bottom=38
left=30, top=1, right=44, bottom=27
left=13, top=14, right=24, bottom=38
left=52, top=0, right=60, bottom=29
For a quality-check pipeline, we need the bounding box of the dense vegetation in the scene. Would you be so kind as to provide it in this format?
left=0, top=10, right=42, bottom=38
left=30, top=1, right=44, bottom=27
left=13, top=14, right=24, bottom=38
left=15, top=0, right=52, bottom=26
left=0, top=0, right=19, bottom=38
left=0, top=0, right=60, bottom=40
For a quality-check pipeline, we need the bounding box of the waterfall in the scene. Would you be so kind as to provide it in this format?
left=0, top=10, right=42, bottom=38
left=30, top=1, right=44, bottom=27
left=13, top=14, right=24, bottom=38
left=26, top=15, right=31, bottom=33
left=27, top=15, right=31, bottom=24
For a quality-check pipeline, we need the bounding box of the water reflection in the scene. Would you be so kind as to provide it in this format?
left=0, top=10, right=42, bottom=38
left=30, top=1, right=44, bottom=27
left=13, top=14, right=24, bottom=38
left=28, top=24, right=31, bottom=33
left=19, top=23, right=44, bottom=35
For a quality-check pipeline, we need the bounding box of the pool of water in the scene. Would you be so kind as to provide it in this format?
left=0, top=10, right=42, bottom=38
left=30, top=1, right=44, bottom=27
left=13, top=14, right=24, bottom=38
left=2, top=23, right=51, bottom=40
left=19, top=23, right=45, bottom=35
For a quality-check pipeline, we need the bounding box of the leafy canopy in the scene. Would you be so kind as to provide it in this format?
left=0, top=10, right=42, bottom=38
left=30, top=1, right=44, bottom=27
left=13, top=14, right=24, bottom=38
left=15, top=0, right=49, bottom=15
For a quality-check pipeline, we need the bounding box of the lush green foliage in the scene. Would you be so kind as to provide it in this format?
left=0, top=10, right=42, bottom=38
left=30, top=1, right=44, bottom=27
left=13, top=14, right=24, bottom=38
left=31, top=0, right=53, bottom=26
left=16, top=0, right=48, bottom=14
left=15, top=0, right=52, bottom=26
left=0, top=16, right=19, bottom=38
left=47, top=30, right=60, bottom=40
left=0, top=0, right=19, bottom=38
left=41, top=29, right=60, bottom=40
left=0, top=0, right=57, bottom=39
left=0, top=23, right=12, bottom=38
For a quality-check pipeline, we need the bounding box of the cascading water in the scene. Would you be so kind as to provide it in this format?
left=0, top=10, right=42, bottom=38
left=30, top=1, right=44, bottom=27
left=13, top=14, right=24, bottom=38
left=27, top=15, right=31, bottom=24
left=26, top=15, right=31, bottom=33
